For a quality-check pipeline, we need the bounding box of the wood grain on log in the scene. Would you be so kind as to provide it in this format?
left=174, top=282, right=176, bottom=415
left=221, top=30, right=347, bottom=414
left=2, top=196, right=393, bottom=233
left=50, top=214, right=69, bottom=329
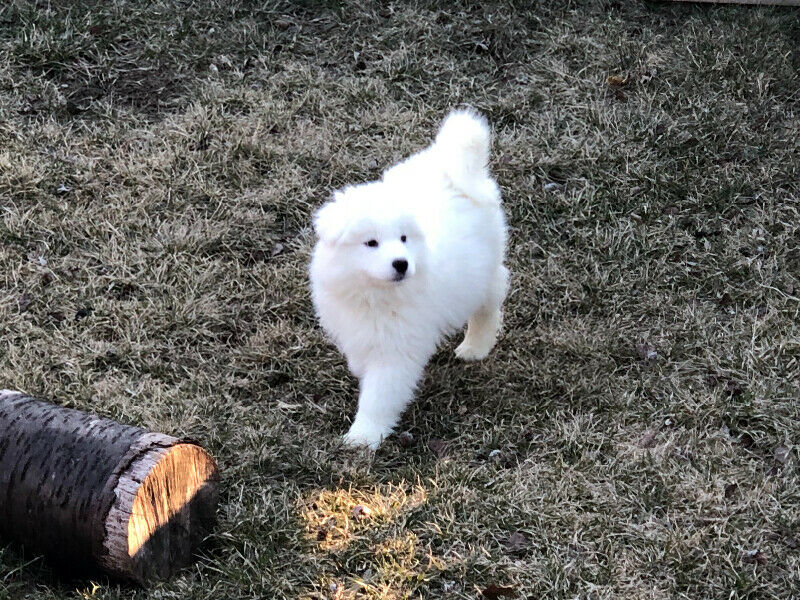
left=0, top=391, right=219, bottom=582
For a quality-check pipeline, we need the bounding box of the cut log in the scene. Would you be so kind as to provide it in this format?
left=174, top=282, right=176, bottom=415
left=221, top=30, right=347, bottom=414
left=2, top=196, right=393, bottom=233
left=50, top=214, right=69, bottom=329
left=0, top=390, right=219, bottom=582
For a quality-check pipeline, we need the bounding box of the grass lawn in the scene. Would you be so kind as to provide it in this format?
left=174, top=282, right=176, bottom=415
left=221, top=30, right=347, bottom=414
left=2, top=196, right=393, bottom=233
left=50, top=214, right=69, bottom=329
left=1, top=1, right=798, bottom=598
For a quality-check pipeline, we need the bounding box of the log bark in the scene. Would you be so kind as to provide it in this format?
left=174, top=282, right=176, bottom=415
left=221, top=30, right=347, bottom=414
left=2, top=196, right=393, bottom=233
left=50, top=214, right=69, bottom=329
left=0, top=390, right=219, bottom=583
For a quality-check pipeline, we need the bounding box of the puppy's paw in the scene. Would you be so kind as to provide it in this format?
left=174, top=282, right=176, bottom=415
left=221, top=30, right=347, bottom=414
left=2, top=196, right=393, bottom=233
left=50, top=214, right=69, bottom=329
left=343, top=423, right=387, bottom=450
left=455, top=340, right=493, bottom=361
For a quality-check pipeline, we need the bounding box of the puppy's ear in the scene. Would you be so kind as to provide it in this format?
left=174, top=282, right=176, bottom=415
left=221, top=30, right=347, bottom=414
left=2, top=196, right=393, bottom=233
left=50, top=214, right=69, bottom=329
left=313, top=190, right=349, bottom=243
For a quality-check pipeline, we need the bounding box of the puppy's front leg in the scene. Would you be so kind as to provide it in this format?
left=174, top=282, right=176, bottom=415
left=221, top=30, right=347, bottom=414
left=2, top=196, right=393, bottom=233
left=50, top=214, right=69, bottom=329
left=344, top=363, right=421, bottom=449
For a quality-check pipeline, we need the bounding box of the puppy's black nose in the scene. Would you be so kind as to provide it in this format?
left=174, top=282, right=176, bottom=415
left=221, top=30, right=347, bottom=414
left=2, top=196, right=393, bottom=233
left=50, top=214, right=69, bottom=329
left=392, top=259, right=408, bottom=274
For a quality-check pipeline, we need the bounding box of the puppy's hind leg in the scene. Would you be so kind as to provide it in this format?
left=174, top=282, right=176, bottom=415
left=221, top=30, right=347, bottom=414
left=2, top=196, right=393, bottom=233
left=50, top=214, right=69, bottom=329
left=344, top=362, right=422, bottom=449
left=456, top=265, right=509, bottom=361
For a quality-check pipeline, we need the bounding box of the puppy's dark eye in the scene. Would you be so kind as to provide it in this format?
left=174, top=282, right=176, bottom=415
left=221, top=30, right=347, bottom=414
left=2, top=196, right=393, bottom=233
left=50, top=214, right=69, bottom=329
left=365, top=239, right=379, bottom=248
left=401, top=235, right=407, bottom=243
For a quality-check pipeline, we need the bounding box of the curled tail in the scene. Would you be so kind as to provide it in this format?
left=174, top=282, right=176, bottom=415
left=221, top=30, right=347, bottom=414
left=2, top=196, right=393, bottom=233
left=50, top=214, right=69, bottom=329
left=435, top=109, right=500, bottom=205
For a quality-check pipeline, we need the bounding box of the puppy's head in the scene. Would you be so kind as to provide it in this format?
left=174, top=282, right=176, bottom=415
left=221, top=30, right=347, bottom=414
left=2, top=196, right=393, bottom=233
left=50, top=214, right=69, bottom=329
left=313, top=183, right=425, bottom=287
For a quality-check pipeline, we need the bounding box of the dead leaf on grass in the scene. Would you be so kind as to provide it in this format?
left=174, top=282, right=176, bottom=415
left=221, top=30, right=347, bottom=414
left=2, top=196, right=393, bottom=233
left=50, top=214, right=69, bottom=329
left=639, top=429, right=658, bottom=448
left=428, top=438, right=449, bottom=458
left=742, top=550, right=767, bottom=566
left=482, top=584, right=516, bottom=598
left=774, top=446, right=790, bottom=464
left=607, top=74, right=628, bottom=87
left=505, top=531, right=528, bottom=555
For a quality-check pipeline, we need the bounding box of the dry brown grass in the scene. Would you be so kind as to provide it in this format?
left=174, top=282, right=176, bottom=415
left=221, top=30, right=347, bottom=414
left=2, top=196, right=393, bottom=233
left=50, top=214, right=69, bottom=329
left=1, top=1, right=798, bottom=598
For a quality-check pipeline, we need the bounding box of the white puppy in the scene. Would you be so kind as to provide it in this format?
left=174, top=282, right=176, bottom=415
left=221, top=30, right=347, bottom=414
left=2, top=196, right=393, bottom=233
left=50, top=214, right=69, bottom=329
left=310, top=110, right=508, bottom=449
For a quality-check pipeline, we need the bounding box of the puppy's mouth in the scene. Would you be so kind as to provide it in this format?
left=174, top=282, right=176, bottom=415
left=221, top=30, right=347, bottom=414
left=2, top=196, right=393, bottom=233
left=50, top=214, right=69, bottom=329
left=391, top=273, right=406, bottom=282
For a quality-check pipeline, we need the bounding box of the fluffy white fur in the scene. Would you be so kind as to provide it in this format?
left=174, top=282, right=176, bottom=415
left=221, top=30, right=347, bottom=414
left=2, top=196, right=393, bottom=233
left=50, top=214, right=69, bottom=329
left=310, top=110, right=508, bottom=449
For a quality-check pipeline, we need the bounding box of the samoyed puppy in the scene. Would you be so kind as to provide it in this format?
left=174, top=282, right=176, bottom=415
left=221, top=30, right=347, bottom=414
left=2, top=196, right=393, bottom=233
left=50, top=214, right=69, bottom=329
left=310, top=110, right=508, bottom=449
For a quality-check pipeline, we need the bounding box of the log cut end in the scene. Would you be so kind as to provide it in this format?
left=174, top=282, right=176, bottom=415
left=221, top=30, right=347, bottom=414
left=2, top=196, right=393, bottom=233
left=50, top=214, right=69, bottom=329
left=102, top=441, right=219, bottom=582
